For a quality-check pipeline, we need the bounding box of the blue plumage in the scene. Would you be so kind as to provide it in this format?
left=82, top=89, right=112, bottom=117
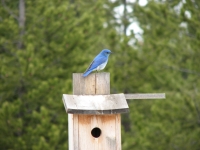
left=83, top=49, right=112, bottom=77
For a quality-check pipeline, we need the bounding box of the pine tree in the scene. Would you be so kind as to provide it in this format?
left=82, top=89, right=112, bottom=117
left=0, top=0, right=113, bottom=149
left=106, top=0, right=200, bottom=149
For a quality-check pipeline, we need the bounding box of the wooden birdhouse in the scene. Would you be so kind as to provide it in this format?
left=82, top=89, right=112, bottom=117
left=63, top=93, right=129, bottom=150
left=62, top=73, right=165, bottom=150
left=62, top=73, right=128, bottom=150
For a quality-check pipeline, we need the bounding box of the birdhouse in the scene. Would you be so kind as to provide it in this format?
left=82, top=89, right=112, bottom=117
left=62, top=73, right=127, bottom=150
left=62, top=73, right=165, bottom=150
left=62, top=94, right=129, bottom=150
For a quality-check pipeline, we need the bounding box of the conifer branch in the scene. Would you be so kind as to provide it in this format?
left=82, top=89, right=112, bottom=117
left=193, top=84, right=200, bottom=123
left=164, top=65, right=200, bottom=76
left=1, top=0, right=19, bottom=21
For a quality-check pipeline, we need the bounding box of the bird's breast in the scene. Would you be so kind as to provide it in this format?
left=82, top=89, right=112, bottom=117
left=97, top=60, right=108, bottom=71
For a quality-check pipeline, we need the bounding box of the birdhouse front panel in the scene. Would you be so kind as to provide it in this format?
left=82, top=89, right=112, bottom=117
left=68, top=114, right=121, bottom=150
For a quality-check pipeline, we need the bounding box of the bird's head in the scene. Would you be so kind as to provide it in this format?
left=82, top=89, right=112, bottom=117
left=101, top=49, right=112, bottom=56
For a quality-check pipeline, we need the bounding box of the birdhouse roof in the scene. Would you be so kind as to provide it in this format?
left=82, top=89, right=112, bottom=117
left=62, top=93, right=129, bottom=114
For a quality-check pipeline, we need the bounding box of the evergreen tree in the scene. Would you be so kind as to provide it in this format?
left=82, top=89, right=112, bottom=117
left=0, top=0, right=112, bottom=149
left=106, top=0, right=200, bottom=149
left=1, top=0, right=200, bottom=149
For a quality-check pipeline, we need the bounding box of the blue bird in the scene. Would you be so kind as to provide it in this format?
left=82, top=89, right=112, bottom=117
left=83, top=49, right=112, bottom=77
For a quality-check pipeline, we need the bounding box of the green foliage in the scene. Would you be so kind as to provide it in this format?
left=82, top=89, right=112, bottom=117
left=0, top=0, right=200, bottom=149
left=110, top=0, right=200, bottom=149
left=0, top=0, right=110, bottom=149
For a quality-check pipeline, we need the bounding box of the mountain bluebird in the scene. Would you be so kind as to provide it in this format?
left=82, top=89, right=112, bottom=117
left=83, top=49, right=112, bottom=77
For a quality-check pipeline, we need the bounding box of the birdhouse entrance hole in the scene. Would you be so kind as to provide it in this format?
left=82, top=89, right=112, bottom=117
left=91, top=127, right=101, bottom=138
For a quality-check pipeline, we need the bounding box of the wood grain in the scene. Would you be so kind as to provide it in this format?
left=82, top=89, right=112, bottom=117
left=63, top=94, right=129, bottom=114
left=115, top=114, right=121, bottom=150
left=68, top=114, right=73, bottom=150
left=67, top=73, right=122, bottom=150
left=77, top=115, right=121, bottom=150
left=72, top=73, right=110, bottom=95
left=95, top=73, right=110, bottom=94
left=125, top=93, right=166, bottom=99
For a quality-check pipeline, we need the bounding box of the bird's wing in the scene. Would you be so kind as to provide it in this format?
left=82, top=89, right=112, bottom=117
left=84, top=55, right=107, bottom=73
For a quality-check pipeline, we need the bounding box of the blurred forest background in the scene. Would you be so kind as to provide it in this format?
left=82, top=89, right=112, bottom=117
left=0, top=0, right=200, bottom=149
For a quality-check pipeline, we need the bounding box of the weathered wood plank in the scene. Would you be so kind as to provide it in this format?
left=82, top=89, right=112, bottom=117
left=102, top=115, right=117, bottom=150
left=91, top=115, right=100, bottom=150
left=115, top=114, right=121, bottom=150
left=73, top=114, right=79, bottom=150
left=77, top=115, right=121, bottom=150
left=63, top=94, right=129, bottom=114
left=95, top=73, right=110, bottom=94
left=68, top=73, right=115, bottom=150
left=68, top=114, right=74, bottom=150
left=125, top=93, right=166, bottom=99
left=78, top=115, right=95, bottom=149
left=72, top=73, right=110, bottom=95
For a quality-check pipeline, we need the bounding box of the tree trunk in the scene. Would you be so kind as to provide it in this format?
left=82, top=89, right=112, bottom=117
left=18, top=0, right=25, bottom=49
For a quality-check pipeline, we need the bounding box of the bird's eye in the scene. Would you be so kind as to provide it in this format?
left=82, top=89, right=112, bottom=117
left=106, top=52, right=109, bottom=54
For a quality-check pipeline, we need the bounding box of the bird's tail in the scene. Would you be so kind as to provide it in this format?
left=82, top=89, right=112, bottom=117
left=82, top=70, right=92, bottom=77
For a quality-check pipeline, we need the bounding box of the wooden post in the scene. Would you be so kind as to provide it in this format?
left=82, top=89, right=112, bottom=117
left=68, top=73, right=121, bottom=150
left=72, top=72, right=110, bottom=95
